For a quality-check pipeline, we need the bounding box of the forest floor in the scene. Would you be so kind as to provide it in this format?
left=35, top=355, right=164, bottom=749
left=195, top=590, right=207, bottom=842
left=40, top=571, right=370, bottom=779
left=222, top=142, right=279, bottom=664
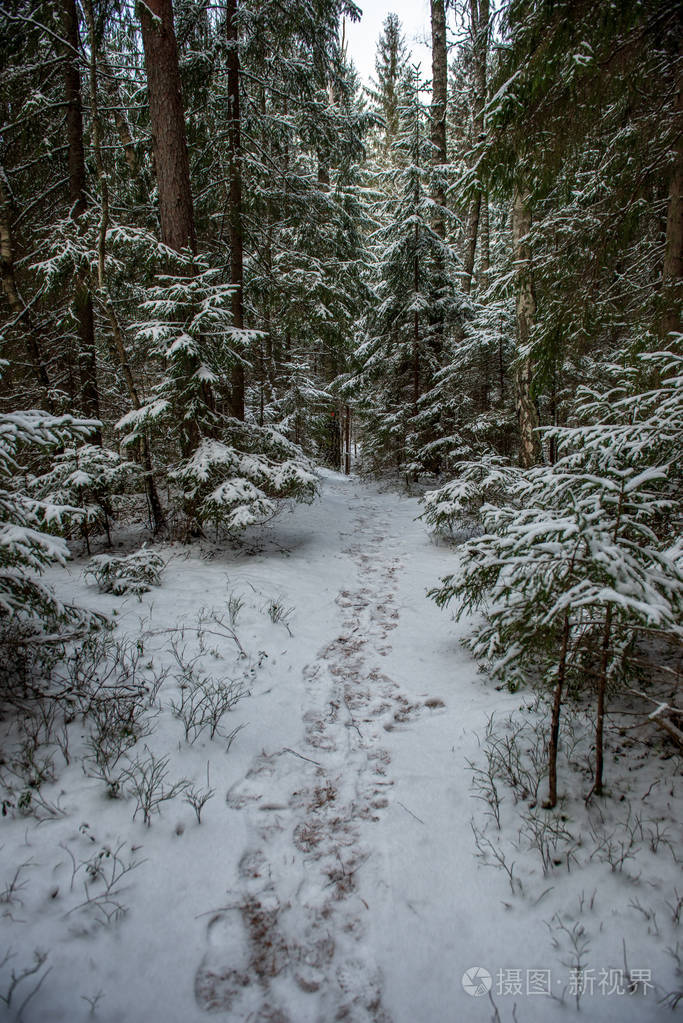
left=0, top=470, right=680, bottom=1022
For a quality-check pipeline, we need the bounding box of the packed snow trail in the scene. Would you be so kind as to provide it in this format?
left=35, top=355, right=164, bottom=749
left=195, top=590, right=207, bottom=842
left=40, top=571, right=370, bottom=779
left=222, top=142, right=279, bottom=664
left=194, top=480, right=422, bottom=1020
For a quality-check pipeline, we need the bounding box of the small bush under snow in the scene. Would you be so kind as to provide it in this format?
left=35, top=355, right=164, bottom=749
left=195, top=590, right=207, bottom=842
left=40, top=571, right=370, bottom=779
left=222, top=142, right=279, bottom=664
left=84, top=547, right=165, bottom=597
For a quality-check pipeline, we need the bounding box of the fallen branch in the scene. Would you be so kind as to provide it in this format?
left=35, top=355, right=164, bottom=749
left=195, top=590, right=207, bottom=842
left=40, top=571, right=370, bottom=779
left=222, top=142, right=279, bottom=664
left=281, top=747, right=321, bottom=767
left=648, top=709, right=683, bottom=748
left=397, top=801, right=425, bottom=825
left=625, top=687, right=683, bottom=748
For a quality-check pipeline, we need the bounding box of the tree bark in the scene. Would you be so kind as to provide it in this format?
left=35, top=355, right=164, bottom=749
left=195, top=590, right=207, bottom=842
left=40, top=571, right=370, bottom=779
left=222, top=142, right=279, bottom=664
left=594, top=487, right=623, bottom=797
left=594, top=605, right=613, bottom=797
left=462, top=0, right=489, bottom=294
left=0, top=168, right=52, bottom=404
left=479, top=189, right=490, bottom=286
left=430, top=0, right=448, bottom=240
left=101, top=55, right=141, bottom=179
left=413, top=220, right=420, bottom=410
left=63, top=0, right=101, bottom=442
left=545, top=602, right=573, bottom=809
left=462, top=193, right=481, bottom=295
left=139, top=0, right=218, bottom=460
left=84, top=0, right=165, bottom=532
left=661, top=61, right=682, bottom=341
left=344, top=404, right=351, bottom=475
left=512, top=187, right=541, bottom=467
left=139, top=0, right=196, bottom=255
left=226, top=0, right=245, bottom=420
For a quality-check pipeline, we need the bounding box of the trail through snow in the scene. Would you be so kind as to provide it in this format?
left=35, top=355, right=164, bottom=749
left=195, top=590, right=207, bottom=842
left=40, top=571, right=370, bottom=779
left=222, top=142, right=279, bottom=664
left=194, top=478, right=437, bottom=1020
left=1, top=471, right=679, bottom=1023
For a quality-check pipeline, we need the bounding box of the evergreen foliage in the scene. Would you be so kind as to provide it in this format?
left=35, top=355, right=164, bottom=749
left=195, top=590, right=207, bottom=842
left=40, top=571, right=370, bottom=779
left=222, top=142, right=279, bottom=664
left=427, top=346, right=683, bottom=798
left=0, top=392, right=102, bottom=653
left=29, top=444, right=141, bottom=551
left=84, top=547, right=165, bottom=597
left=366, top=13, right=410, bottom=151
left=357, top=65, right=462, bottom=475
left=0, top=0, right=680, bottom=805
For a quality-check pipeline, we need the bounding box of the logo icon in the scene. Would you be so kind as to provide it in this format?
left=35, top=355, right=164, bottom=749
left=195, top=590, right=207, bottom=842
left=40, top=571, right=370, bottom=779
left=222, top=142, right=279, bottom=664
left=462, top=967, right=492, bottom=997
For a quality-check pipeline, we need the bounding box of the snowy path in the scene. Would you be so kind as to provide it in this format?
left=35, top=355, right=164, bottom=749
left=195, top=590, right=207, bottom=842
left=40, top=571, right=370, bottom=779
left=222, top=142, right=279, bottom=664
left=194, top=483, right=425, bottom=1020
left=3, top=471, right=679, bottom=1023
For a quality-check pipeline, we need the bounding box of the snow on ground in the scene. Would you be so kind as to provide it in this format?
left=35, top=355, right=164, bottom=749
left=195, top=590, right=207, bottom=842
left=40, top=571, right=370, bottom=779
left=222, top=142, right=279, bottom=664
left=0, top=470, right=680, bottom=1021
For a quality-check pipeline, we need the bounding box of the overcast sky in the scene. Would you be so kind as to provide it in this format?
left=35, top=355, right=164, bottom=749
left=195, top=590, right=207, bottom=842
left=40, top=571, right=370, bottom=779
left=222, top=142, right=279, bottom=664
left=344, top=0, right=433, bottom=87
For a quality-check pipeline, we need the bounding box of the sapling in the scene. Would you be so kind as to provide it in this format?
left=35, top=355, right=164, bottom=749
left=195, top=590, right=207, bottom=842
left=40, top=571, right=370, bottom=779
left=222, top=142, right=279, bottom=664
left=29, top=444, right=140, bottom=552
left=0, top=403, right=102, bottom=692
left=117, top=262, right=318, bottom=536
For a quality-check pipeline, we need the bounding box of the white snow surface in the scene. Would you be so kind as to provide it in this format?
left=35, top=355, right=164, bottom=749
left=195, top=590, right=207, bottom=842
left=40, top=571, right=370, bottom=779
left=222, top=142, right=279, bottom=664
left=1, top=471, right=680, bottom=1022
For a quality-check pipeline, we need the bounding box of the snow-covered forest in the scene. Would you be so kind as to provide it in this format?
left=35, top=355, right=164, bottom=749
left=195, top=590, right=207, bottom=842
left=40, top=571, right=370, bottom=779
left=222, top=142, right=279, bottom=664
left=0, top=0, right=681, bottom=1019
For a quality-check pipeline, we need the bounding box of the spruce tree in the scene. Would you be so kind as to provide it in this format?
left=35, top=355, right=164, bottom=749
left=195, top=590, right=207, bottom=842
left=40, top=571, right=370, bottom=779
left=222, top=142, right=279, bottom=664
left=367, top=13, right=409, bottom=154
left=358, top=65, right=461, bottom=475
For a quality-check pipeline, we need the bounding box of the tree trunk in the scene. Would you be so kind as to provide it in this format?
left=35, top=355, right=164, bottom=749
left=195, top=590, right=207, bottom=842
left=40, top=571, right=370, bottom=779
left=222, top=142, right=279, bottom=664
left=84, top=0, right=165, bottom=532
left=0, top=169, right=52, bottom=404
left=139, top=0, right=216, bottom=459
left=226, top=0, right=245, bottom=421
left=462, top=193, right=481, bottom=295
left=594, top=605, right=613, bottom=797
left=344, top=405, right=351, bottom=475
left=594, top=486, right=623, bottom=797
left=139, top=0, right=196, bottom=255
left=318, top=151, right=330, bottom=191
left=462, top=0, right=489, bottom=294
left=512, top=187, right=541, bottom=467
left=661, top=61, right=682, bottom=341
left=479, top=190, right=490, bottom=285
left=413, top=221, right=420, bottom=410
left=63, top=0, right=101, bottom=442
left=430, top=0, right=447, bottom=239
left=101, top=55, right=141, bottom=179
left=545, top=610, right=570, bottom=809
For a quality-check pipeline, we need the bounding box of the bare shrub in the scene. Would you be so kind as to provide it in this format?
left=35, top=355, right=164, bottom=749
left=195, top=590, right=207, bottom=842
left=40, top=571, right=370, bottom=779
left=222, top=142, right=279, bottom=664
left=62, top=840, right=145, bottom=925
left=0, top=948, right=51, bottom=1018
left=170, top=640, right=249, bottom=744
left=183, top=783, right=215, bottom=824
left=122, top=749, right=189, bottom=827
